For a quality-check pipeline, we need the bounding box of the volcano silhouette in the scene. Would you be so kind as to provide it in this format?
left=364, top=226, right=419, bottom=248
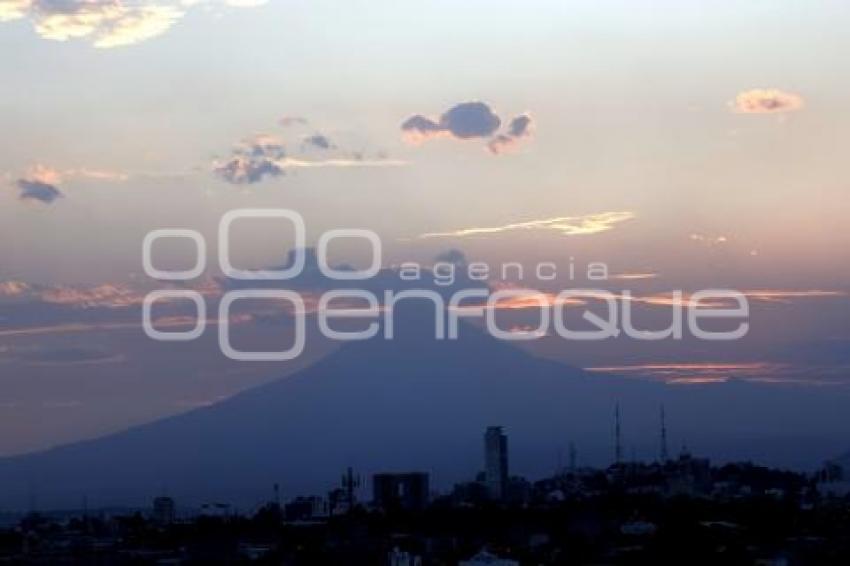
left=0, top=305, right=847, bottom=509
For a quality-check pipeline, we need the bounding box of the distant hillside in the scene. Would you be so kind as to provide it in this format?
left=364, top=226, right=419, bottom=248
left=0, top=306, right=847, bottom=510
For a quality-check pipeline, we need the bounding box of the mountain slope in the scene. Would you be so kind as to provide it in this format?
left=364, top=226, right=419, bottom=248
left=1, top=308, right=847, bottom=509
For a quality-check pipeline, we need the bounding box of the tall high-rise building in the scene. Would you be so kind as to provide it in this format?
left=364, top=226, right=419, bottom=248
left=484, top=426, right=508, bottom=501
left=152, top=496, right=175, bottom=525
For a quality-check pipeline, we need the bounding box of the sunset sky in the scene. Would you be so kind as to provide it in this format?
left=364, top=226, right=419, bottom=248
left=0, top=0, right=848, bottom=456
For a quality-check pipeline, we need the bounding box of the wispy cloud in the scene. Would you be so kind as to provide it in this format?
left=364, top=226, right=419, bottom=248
left=608, top=272, right=659, bottom=281
left=418, top=211, right=635, bottom=239
left=740, top=290, right=847, bottom=303
left=0, top=278, right=222, bottom=309
left=731, top=89, right=804, bottom=114
left=585, top=361, right=847, bottom=387
left=622, top=290, right=846, bottom=308
left=40, top=283, right=151, bottom=308
left=469, top=288, right=846, bottom=312
left=0, top=314, right=252, bottom=340
left=689, top=233, right=728, bottom=246
left=7, top=164, right=137, bottom=204
left=63, top=167, right=130, bottom=182
left=214, top=129, right=406, bottom=185
left=2, top=345, right=127, bottom=367
left=279, top=116, right=308, bottom=127
left=277, top=157, right=408, bottom=169
left=585, top=362, right=782, bottom=385
left=0, top=322, right=142, bottom=338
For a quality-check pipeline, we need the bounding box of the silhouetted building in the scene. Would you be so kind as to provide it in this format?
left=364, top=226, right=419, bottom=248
left=484, top=426, right=509, bottom=500
left=199, top=502, right=232, bottom=518
left=815, top=461, right=850, bottom=497
left=329, top=467, right=361, bottom=515
left=817, top=461, right=845, bottom=483
left=285, top=496, right=328, bottom=520
left=388, top=546, right=423, bottom=566
left=373, top=472, right=429, bottom=511
left=505, top=476, right=532, bottom=505
left=152, top=496, right=175, bottom=525
left=451, top=480, right=490, bottom=505
left=667, top=449, right=711, bottom=496
left=460, top=548, right=519, bottom=565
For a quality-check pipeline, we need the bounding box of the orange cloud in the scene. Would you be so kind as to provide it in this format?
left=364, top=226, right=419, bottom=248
left=40, top=284, right=149, bottom=308
left=0, top=278, right=224, bottom=309
left=584, top=361, right=847, bottom=387
left=732, top=89, right=804, bottom=114
left=585, top=362, right=786, bottom=385
left=0, top=280, right=33, bottom=297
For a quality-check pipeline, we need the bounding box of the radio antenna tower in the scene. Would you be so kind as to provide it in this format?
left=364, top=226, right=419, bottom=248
left=660, top=404, right=669, bottom=462
left=614, top=403, right=623, bottom=465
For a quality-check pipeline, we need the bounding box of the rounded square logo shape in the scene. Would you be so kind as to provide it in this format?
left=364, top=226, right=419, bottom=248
left=143, top=229, right=206, bottom=281
left=219, top=209, right=306, bottom=280
left=219, top=289, right=306, bottom=361
left=143, top=290, right=206, bottom=341
left=317, top=229, right=382, bottom=280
